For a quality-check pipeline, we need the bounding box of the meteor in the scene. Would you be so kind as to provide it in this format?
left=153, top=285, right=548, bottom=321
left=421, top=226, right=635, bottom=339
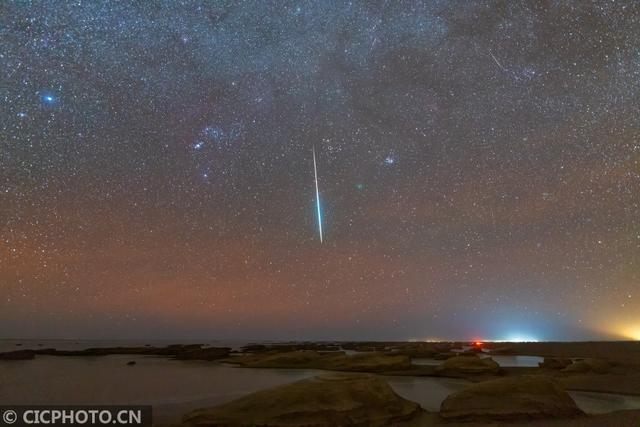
left=489, top=49, right=507, bottom=72
left=312, top=146, right=323, bottom=243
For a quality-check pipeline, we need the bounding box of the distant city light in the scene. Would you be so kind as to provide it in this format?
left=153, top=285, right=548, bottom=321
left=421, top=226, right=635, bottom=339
left=504, top=334, right=539, bottom=342
left=411, top=337, right=442, bottom=343
left=619, top=326, right=640, bottom=341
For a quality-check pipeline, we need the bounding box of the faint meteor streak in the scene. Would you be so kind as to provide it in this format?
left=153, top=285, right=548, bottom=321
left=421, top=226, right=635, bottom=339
left=489, top=49, right=507, bottom=72
left=312, top=146, right=323, bottom=243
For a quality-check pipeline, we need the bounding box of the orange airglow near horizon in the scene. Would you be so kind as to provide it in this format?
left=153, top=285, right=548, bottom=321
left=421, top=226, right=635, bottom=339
left=618, top=326, right=640, bottom=341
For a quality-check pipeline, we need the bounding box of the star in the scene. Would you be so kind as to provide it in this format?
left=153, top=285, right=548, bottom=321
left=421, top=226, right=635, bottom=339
left=40, top=93, right=57, bottom=105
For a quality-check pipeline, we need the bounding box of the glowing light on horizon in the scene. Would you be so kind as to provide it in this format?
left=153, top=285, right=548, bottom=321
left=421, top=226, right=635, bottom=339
left=618, top=325, right=640, bottom=341
left=312, top=146, right=323, bottom=243
left=414, top=337, right=442, bottom=343
left=592, top=321, right=640, bottom=341
left=504, top=334, right=539, bottom=342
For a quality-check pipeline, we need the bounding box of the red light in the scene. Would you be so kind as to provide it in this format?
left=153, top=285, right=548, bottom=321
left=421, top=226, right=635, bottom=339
left=474, top=341, right=482, bottom=346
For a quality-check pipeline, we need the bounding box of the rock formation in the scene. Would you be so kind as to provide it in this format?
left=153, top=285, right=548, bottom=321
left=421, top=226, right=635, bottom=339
left=440, top=376, right=584, bottom=421
left=183, top=373, right=423, bottom=427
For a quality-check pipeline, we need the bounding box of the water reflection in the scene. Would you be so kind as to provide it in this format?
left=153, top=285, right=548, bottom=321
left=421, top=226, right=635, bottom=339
left=411, top=355, right=544, bottom=367
left=569, top=391, right=640, bottom=415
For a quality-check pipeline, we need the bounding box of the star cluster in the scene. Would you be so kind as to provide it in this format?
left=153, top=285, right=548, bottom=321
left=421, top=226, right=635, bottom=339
left=1, top=1, right=639, bottom=340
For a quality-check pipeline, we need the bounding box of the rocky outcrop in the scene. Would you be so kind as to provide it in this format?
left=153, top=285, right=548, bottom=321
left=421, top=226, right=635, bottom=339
left=240, top=343, right=341, bottom=353
left=0, top=349, right=36, bottom=360
left=146, top=344, right=204, bottom=356
left=340, top=342, right=392, bottom=352
left=440, top=376, right=584, bottom=421
left=32, top=345, right=198, bottom=357
left=0, top=344, right=230, bottom=361
left=173, top=347, right=231, bottom=361
left=239, top=344, right=268, bottom=353
left=183, top=373, right=423, bottom=427
left=227, top=350, right=412, bottom=372
left=229, top=350, right=328, bottom=368
left=563, top=358, right=611, bottom=374
left=539, top=357, right=573, bottom=369
left=433, top=352, right=457, bottom=360
left=392, top=347, right=437, bottom=358
left=435, top=355, right=500, bottom=376
left=323, top=352, right=412, bottom=372
left=457, top=351, right=484, bottom=357
left=488, top=346, right=516, bottom=355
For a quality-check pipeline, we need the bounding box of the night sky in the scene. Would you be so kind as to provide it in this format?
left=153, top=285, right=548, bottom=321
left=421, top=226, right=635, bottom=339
left=1, top=1, right=639, bottom=341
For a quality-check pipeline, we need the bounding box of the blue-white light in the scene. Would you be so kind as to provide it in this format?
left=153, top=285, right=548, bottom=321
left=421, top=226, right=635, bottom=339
left=504, top=334, right=539, bottom=343
left=41, top=93, right=57, bottom=104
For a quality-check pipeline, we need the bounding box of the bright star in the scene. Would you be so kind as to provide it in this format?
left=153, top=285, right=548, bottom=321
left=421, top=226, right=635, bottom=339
left=41, top=93, right=57, bottom=104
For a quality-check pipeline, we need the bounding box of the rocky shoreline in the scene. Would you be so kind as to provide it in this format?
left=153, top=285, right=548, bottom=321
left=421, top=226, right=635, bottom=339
left=0, top=344, right=231, bottom=361
left=2, top=340, right=640, bottom=425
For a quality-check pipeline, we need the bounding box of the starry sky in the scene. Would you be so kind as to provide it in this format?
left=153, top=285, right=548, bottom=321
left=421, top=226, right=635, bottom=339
left=1, top=1, right=639, bottom=341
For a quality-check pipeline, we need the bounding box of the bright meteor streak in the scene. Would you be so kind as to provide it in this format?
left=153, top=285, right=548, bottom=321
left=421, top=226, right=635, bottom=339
left=313, top=146, right=323, bottom=243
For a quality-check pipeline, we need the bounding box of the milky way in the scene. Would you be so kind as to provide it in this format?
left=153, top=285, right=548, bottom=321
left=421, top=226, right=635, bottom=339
left=1, top=1, right=639, bottom=340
